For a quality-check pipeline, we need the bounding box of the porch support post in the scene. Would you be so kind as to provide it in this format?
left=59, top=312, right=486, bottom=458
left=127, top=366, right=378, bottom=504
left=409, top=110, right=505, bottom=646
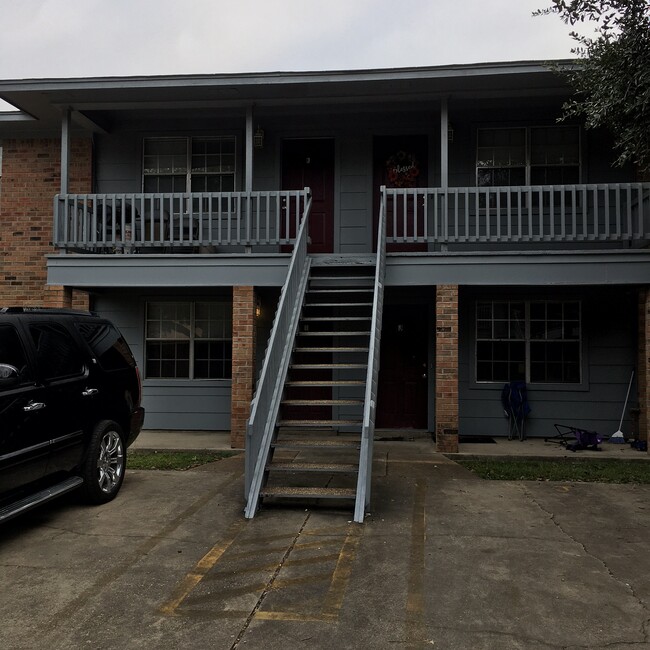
left=60, top=107, right=71, bottom=194
left=245, top=106, right=254, bottom=193
left=639, top=287, right=650, bottom=446
left=231, top=286, right=257, bottom=449
left=435, top=284, right=459, bottom=453
left=440, top=97, right=449, bottom=189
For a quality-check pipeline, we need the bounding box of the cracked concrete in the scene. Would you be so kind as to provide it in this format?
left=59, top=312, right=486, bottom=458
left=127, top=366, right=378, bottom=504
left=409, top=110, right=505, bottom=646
left=2, top=442, right=650, bottom=649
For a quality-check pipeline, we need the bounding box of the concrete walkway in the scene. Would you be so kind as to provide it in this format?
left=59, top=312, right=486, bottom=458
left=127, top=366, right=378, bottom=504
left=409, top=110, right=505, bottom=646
left=133, top=428, right=649, bottom=459
left=3, top=439, right=650, bottom=649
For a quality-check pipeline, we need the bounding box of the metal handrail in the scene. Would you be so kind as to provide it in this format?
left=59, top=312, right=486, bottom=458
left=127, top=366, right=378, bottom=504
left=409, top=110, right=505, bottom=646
left=353, top=186, right=388, bottom=523
left=244, top=190, right=312, bottom=518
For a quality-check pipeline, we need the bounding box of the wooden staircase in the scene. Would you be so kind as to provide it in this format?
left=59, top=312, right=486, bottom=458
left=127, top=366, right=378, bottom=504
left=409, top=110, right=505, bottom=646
left=259, top=262, right=375, bottom=507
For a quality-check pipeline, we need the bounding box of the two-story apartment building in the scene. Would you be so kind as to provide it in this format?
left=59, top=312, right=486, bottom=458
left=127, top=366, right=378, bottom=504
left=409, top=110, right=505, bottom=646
left=1, top=61, right=648, bottom=519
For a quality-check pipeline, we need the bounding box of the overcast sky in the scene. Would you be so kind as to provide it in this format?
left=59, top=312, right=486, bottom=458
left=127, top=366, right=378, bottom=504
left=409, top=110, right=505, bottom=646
left=0, top=0, right=577, bottom=81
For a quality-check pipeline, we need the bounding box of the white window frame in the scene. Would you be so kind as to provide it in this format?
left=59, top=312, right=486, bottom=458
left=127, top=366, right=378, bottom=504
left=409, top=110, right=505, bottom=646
left=144, top=300, right=232, bottom=380
left=476, top=125, right=581, bottom=187
left=142, top=136, right=237, bottom=193
left=475, top=299, right=582, bottom=385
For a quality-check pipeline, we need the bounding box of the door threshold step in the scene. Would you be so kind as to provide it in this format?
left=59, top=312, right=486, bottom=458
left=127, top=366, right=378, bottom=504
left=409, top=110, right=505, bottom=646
left=282, top=399, right=364, bottom=406
left=268, top=462, right=359, bottom=473
left=260, top=486, right=357, bottom=500
left=278, top=419, right=362, bottom=427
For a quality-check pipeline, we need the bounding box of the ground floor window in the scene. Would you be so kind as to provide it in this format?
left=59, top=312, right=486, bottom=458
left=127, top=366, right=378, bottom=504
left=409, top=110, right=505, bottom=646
left=145, top=301, right=232, bottom=379
left=476, top=300, right=581, bottom=384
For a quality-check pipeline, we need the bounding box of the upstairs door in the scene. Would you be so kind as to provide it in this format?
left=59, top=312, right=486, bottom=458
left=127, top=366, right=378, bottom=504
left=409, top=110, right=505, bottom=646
left=373, top=135, right=428, bottom=252
left=281, top=139, right=335, bottom=254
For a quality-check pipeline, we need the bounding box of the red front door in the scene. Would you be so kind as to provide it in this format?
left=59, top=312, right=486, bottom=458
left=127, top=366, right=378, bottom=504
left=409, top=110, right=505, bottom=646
left=281, top=139, right=335, bottom=254
left=373, top=135, right=429, bottom=252
left=376, top=304, right=429, bottom=429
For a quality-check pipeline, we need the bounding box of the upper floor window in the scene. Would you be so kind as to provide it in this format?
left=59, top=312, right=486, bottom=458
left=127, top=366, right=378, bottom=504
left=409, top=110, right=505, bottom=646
left=143, top=136, right=236, bottom=193
left=477, top=126, right=580, bottom=187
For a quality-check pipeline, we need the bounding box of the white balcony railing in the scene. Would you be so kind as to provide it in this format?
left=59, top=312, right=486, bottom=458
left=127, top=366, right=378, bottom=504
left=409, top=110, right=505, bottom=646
left=53, top=184, right=649, bottom=252
left=54, top=190, right=311, bottom=252
left=384, top=183, right=650, bottom=245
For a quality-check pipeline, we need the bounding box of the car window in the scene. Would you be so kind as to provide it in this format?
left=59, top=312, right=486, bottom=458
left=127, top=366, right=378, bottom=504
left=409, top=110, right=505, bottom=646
left=29, top=322, right=85, bottom=381
left=75, top=321, right=135, bottom=371
left=0, top=323, right=32, bottom=384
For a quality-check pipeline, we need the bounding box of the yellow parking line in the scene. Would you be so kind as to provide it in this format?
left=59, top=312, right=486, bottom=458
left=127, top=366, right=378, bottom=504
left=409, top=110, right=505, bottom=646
left=159, top=518, right=246, bottom=616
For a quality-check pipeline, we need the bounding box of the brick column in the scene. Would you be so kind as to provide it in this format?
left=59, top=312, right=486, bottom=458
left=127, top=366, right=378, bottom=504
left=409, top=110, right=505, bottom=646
left=435, top=285, right=459, bottom=453
left=0, top=138, right=92, bottom=307
left=639, top=288, right=649, bottom=445
left=231, top=286, right=257, bottom=449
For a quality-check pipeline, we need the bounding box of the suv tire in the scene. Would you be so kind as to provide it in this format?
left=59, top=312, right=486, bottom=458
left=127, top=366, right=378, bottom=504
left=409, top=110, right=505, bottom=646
left=81, top=420, right=126, bottom=504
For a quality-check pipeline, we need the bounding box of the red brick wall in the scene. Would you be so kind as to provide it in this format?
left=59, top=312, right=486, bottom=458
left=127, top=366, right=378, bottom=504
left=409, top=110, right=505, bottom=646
left=0, top=138, right=92, bottom=307
left=231, top=286, right=256, bottom=448
left=435, top=284, right=459, bottom=453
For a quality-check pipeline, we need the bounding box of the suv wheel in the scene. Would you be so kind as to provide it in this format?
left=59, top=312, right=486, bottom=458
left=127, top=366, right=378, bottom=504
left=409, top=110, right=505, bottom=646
left=81, top=420, right=126, bottom=504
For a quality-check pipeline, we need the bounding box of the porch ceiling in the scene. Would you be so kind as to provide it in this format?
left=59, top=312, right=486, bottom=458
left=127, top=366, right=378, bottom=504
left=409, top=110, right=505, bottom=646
left=0, top=60, right=572, bottom=136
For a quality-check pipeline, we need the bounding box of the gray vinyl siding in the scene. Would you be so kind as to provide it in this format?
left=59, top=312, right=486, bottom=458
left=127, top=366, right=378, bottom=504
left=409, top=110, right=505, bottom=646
left=92, top=289, right=233, bottom=431
left=339, top=137, right=372, bottom=253
left=458, top=287, right=638, bottom=439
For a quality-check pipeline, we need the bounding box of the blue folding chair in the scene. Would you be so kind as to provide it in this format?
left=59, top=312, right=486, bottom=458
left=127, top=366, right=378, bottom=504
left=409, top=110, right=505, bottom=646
left=501, top=381, right=531, bottom=441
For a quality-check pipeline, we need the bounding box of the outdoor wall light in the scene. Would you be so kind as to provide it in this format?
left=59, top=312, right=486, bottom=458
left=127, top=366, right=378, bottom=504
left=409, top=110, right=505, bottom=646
left=254, top=126, right=265, bottom=149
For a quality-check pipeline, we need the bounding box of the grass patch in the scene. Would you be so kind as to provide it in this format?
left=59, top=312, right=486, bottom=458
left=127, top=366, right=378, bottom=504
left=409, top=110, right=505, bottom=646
left=457, top=458, right=650, bottom=484
left=127, top=450, right=237, bottom=471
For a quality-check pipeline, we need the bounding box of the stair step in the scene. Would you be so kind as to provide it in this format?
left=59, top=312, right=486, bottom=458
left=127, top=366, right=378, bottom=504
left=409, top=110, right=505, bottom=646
left=286, top=380, right=365, bottom=387
left=298, top=331, right=370, bottom=337
left=273, top=438, right=360, bottom=450
left=278, top=419, right=362, bottom=427
left=268, top=462, right=358, bottom=473
left=282, top=399, right=364, bottom=406
left=301, top=316, right=372, bottom=322
left=303, top=302, right=373, bottom=308
left=308, top=288, right=373, bottom=293
left=290, top=363, right=367, bottom=370
left=259, top=486, right=357, bottom=500
left=294, top=347, right=369, bottom=353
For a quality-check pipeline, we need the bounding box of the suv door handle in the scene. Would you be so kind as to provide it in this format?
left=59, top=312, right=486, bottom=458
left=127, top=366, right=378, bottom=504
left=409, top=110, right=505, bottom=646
left=82, top=388, right=99, bottom=397
left=23, top=401, right=46, bottom=412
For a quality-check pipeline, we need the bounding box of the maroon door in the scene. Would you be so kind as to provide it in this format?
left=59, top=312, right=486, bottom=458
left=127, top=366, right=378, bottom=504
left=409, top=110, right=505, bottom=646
left=373, top=135, right=428, bottom=252
left=376, top=305, right=429, bottom=429
left=282, top=139, right=335, bottom=253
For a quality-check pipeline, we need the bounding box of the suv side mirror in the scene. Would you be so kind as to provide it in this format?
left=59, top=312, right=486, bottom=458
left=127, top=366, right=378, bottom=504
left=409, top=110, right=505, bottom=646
left=0, top=363, right=20, bottom=388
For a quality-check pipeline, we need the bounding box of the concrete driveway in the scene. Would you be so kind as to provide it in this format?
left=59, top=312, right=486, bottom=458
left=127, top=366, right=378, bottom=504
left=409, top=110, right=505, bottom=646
left=2, top=442, right=650, bottom=649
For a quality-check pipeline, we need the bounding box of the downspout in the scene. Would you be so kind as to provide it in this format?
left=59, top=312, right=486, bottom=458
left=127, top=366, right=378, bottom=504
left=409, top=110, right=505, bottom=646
left=440, top=96, right=449, bottom=191
left=245, top=106, right=254, bottom=253
left=245, top=106, right=254, bottom=193
left=440, top=97, right=449, bottom=253
left=61, top=107, right=71, bottom=195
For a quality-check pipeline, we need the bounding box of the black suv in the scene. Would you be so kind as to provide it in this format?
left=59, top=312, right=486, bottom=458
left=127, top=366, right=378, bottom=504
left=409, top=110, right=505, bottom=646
left=0, top=308, right=144, bottom=523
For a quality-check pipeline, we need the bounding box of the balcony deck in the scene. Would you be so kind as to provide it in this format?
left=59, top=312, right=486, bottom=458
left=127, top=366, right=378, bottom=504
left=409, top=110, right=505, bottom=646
left=48, top=184, right=650, bottom=289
